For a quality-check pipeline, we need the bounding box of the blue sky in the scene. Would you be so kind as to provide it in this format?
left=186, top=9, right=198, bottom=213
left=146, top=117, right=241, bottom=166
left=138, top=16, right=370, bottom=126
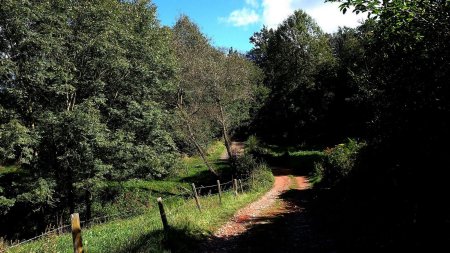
left=152, top=0, right=365, bottom=52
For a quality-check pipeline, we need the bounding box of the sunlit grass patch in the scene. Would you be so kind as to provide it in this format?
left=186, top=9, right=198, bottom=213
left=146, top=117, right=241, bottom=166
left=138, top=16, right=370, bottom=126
left=9, top=175, right=273, bottom=253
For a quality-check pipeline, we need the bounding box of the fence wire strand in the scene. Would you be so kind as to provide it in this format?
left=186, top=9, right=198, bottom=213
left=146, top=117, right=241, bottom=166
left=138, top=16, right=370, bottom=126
left=5, top=175, right=254, bottom=251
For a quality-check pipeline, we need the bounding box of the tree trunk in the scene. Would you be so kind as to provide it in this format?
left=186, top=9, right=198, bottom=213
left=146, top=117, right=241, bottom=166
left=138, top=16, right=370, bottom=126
left=85, top=190, right=92, bottom=221
left=68, top=182, right=75, bottom=214
left=178, top=106, right=219, bottom=176
left=219, top=104, right=233, bottom=158
left=189, top=131, right=219, bottom=177
left=223, top=129, right=232, bottom=159
left=177, top=90, right=218, bottom=177
left=66, top=163, right=76, bottom=214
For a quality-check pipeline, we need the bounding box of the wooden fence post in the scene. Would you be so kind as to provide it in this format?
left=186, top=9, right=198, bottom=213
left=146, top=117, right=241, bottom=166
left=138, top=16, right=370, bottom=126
left=192, top=183, right=202, bottom=212
left=71, top=213, right=83, bottom=253
left=157, top=197, right=169, bottom=233
left=217, top=180, right=222, bottom=204
left=233, top=179, right=238, bottom=196
left=239, top=179, right=244, bottom=194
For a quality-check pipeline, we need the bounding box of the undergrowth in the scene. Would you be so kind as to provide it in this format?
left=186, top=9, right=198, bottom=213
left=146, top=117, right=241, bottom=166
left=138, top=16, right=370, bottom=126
left=7, top=141, right=273, bottom=252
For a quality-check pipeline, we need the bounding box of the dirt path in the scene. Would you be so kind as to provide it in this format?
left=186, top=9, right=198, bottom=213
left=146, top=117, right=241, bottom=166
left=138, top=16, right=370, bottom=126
left=202, top=168, right=334, bottom=252
left=213, top=168, right=310, bottom=238
left=203, top=143, right=335, bottom=252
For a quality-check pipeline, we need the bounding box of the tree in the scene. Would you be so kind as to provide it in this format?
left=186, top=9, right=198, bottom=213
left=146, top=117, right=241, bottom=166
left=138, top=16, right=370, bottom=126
left=248, top=26, right=274, bottom=69
left=325, top=25, right=375, bottom=140
left=209, top=50, right=264, bottom=158
left=0, top=0, right=179, bottom=235
left=173, top=16, right=264, bottom=169
left=172, top=16, right=219, bottom=176
left=320, top=1, right=450, bottom=250
left=249, top=10, right=335, bottom=143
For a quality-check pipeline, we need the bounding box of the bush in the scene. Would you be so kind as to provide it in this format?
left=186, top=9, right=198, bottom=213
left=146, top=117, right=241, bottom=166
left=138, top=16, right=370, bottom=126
left=245, top=135, right=261, bottom=155
left=249, top=163, right=273, bottom=191
left=230, top=153, right=273, bottom=191
left=315, top=139, right=366, bottom=186
left=231, top=153, right=258, bottom=179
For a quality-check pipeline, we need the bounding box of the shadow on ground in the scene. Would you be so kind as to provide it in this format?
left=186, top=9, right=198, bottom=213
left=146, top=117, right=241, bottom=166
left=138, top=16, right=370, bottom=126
left=258, top=152, right=324, bottom=176
left=180, top=160, right=232, bottom=186
left=199, top=187, right=337, bottom=253
left=128, top=153, right=334, bottom=253
left=193, top=153, right=336, bottom=253
left=116, top=226, right=208, bottom=253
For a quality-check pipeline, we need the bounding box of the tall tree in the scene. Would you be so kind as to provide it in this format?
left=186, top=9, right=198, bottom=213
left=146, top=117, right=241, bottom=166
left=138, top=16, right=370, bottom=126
left=249, top=10, right=335, bottom=143
left=321, top=1, right=450, bottom=250
left=172, top=16, right=219, bottom=176
left=0, top=0, right=178, bottom=235
left=209, top=50, right=264, bottom=158
left=173, top=16, right=264, bottom=167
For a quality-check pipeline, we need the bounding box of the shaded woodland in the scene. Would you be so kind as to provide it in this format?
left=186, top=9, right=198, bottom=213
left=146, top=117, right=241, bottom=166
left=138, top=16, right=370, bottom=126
left=247, top=1, right=450, bottom=250
left=1, top=0, right=450, bottom=251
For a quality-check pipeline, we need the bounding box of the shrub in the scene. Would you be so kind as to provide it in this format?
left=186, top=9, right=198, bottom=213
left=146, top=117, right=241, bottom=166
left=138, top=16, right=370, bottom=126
left=249, top=163, right=273, bottom=191
left=231, top=153, right=258, bottom=179
left=230, top=153, right=273, bottom=191
left=245, top=135, right=261, bottom=155
left=316, top=139, right=366, bottom=186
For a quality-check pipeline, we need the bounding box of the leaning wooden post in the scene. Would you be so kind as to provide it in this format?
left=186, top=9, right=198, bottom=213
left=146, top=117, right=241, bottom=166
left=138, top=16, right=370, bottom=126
left=217, top=180, right=222, bottom=204
left=252, top=174, right=255, bottom=189
left=233, top=179, right=239, bottom=196
left=192, top=183, right=202, bottom=212
left=157, top=197, right=169, bottom=233
left=71, top=213, right=83, bottom=253
left=239, top=179, right=244, bottom=194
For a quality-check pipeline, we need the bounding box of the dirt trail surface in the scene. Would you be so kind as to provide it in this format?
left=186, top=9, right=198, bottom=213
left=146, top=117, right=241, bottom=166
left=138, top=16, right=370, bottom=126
left=213, top=168, right=308, bottom=238
left=203, top=143, right=335, bottom=252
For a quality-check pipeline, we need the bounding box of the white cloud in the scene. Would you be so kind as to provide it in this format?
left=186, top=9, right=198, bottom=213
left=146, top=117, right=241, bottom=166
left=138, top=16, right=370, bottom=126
left=305, top=2, right=364, bottom=33
left=262, top=0, right=295, bottom=29
left=260, top=0, right=364, bottom=32
left=245, top=0, right=259, bottom=8
left=221, top=0, right=364, bottom=32
left=221, top=8, right=260, bottom=27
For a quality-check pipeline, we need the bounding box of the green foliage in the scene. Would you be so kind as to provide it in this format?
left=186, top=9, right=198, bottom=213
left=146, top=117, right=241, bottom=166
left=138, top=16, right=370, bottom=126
left=249, top=10, right=336, bottom=143
left=248, top=163, right=273, bottom=191
left=314, top=139, right=366, bottom=186
left=0, top=120, right=36, bottom=165
left=0, top=0, right=181, bottom=239
left=8, top=161, right=273, bottom=253
left=325, top=139, right=366, bottom=178
left=17, top=178, right=56, bottom=207
left=245, top=135, right=262, bottom=155
left=0, top=194, right=15, bottom=215
left=172, top=15, right=220, bottom=154
left=231, top=154, right=259, bottom=178
left=86, top=142, right=225, bottom=226
left=175, top=141, right=227, bottom=180
left=173, top=16, right=264, bottom=161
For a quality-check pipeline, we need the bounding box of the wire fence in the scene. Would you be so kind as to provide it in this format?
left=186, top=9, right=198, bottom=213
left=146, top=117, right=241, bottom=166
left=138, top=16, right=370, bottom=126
left=2, top=176, right=253, bottom=252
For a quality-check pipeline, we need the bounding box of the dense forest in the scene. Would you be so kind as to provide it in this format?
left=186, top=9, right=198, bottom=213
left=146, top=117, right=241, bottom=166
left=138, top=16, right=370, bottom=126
left=247, top=0, right=450, bottom=250
left=1, top=0, right=450, bottom=251
left=0, top=0, right=264, bottom=241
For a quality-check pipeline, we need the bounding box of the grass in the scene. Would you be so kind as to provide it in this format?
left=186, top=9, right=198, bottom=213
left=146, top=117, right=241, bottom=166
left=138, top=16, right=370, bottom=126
left=0, top=164, right=20, bottom=175
left=91, top=141, right=228, bottom=217
left=256, top=144, right=325, bottom=177
left=7, top=141, right=274, bottom=252
left=174, top=141, right=227, bottom=181
left=8, top=188, right=272, bottom=253
left=288, top=175, right=298, bottom=189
